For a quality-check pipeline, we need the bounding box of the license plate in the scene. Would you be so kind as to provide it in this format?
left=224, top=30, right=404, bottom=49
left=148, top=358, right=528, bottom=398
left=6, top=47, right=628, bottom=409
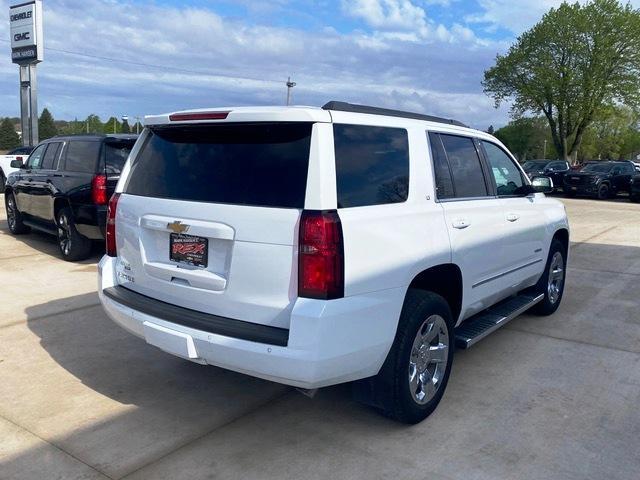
left=170, top=233, right=208, bottom=268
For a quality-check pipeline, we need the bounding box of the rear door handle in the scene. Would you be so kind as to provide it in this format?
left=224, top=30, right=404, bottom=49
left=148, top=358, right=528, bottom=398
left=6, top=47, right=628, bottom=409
left=506, top=213, right=520, bottom=222
left=452, top=218, right=470, bottom=229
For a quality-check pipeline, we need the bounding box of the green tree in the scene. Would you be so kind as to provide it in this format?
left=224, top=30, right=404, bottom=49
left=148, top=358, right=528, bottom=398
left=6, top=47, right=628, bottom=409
left=85, top=114, right=104, bottom=134
left=0, top=117, right=21, bottom=150
left=105, top=117, right=121, bottom=134
left=38, top=108, right=58, bottom=140
left=494, top=117, right=555, bottom=161
left=483, top=0, right=640, bottom=164
left=121, top=118, right=131, bottom=134
left=577, top=105, right=640, bottom=160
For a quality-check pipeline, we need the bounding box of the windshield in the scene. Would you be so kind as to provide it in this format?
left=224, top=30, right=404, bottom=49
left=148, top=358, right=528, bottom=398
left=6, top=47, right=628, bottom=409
left=582, top=163, right=614, bottom=173
left=522, top=161, right=548, bottom=171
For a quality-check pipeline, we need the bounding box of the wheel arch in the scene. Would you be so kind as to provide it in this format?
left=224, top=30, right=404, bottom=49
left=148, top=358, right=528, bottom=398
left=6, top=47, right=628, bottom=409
left=407, top=263, right=463, bottom=323
left=552, top=228, right=569, bottom=255
left=53, top=197, right=72, bottom=220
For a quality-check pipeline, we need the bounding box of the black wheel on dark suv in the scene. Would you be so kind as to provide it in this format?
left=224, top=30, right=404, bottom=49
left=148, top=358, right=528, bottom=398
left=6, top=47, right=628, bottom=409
left=56, top=207, right=92, bottom=261
left=5, top=191, right=30, bottom=234
left=597, top=183, right=610, bottom=200
left=0, top=171, right=6, bottom=194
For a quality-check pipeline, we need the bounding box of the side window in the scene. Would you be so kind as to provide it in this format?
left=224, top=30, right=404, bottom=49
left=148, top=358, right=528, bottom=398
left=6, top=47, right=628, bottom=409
left=428, top=132, right=455, bottom=199
left=612, top=165, right=622, bottom=175
left=482, top=141, right=524, bottom=196
left=549, top=161, right=568, bottom=171
left=334, top=124, right=409, bottom=208
left=26, top=144, right=46, bottom=170
left=439, top=134, right=488, bottom=198
left=41, top=143, right=61, bottom=170
left=623, top=164, right=635, bottom=175
left=64, top=141, right=102, bottom=173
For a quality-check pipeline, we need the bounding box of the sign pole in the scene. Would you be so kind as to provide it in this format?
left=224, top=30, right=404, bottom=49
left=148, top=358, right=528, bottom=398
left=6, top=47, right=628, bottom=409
left=28, top=63, right=38, bottom=144
left=19, top=65, right=31, bottom=146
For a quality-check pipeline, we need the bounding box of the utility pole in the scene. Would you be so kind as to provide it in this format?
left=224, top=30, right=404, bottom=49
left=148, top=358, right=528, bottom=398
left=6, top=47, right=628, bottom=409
left=286, top=77, right=296, bottom=106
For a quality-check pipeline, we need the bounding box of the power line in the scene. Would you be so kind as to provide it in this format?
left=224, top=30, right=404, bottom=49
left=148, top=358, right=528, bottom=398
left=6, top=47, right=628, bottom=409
left=0, top=38, right=285, bottom=85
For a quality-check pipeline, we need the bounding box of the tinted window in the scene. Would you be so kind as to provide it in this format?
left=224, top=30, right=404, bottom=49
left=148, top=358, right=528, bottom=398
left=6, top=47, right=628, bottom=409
left=125, top=123, right=312, bottom=208
left=428, top=132, right=454, bottom=199
left=482, top=141, right=524, bottom=196
left=41, top=143, right=61, bottom=170
left=334, top=125, right=409, bottom=208
left=26, top=144, right=46, bottom=169
left=439, top=135, right=488, bottom=198
left=103, top=141, right=135, bottom=175
left=548, top=161, right=568, bottom=170
left=8, top=146, right=33, bottom=155
left=622, top=163, right=635, bottom=175
left=64, top=141, right=101, bottom=173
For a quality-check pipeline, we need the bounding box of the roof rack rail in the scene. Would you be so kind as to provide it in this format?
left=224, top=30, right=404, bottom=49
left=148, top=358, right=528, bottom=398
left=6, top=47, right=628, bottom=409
left=322, top=101, right=468, bottom=128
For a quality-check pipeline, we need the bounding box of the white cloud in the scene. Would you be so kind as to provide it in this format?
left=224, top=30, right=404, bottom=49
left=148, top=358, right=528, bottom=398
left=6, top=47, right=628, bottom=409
left=0, top=0, right=509, bottom=128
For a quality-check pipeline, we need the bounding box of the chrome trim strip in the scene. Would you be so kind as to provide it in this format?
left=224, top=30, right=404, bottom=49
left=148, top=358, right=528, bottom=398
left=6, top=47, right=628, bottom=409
left=472, top=258, right=543, bottom=288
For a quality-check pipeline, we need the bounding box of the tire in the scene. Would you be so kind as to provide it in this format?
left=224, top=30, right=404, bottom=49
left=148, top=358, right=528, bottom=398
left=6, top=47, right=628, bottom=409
left=4, top=191, right=30, bottom=234
left=56, top=207, right=92, bottom=261
left=372, top=290, right=455, bottom=424
left=597, top=183, right=610, bottom=200
left=531, top=239, right=567, bottom=316
left=0, top=171, right=6, bottom=194
left=631, top=193, right=640, bottom=203
left=564, top=189, right=575, bottom=198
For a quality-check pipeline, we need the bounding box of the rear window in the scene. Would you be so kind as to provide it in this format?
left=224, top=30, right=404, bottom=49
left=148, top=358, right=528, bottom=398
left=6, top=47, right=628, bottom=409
left=334, top=124, right=409, bottom=208
left=103, top=141, right=135, bottom=175
left=64, top=141, right=101, bottom=173
left=124, top=123, right=312, bottom=208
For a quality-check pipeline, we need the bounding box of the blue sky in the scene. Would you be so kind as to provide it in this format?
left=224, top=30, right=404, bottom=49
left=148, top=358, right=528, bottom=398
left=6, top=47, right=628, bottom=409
left=0, top=0, right=604, bottom=128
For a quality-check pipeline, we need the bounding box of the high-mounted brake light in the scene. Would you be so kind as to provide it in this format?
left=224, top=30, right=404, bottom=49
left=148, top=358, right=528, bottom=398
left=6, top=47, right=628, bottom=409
left=298, top=210, right=344, bottom=300
left=106, top=193, right=120, bottom=257
left=169, top=111, right=229, bottom=122
left=92, top=174, right=108, bottom=205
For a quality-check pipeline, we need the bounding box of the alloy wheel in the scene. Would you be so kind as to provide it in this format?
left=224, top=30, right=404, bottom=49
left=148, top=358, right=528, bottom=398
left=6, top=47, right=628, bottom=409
left=57, top=214, right=71, bottom=256
left=547, top=251, right=564, bottom=305
left=408, top=314, right=449, bottom=405
left=6, top=195, right=17, bottom=230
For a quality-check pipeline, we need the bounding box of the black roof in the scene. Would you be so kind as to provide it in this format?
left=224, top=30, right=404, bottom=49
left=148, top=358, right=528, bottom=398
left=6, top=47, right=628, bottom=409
left=322, top=101, right=468, bottom=128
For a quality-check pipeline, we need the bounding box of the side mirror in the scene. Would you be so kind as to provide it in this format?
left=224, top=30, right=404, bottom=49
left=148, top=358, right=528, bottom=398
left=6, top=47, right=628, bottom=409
left=10, top=159, right=24, bottom=168
left=531, top=176, right=554, bottom=193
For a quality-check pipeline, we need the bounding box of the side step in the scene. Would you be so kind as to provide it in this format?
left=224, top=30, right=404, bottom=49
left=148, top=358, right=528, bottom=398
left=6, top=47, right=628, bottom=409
left=454, top=293, right=543, bottom=349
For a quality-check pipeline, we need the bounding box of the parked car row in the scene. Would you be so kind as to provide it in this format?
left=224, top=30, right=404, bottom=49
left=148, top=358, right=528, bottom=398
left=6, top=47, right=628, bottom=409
left=523, top=159, right=640, bottom=202
left=3, top=134, right=138, bottom=260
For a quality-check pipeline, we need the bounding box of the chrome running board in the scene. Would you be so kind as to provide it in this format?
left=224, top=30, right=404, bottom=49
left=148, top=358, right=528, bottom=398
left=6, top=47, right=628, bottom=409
left=454, top=293, right=544, bottom=349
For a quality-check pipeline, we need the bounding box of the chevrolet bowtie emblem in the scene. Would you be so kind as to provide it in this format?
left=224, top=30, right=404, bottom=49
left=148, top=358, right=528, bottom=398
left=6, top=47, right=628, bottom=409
left=167, top=221, right=190, bottom=234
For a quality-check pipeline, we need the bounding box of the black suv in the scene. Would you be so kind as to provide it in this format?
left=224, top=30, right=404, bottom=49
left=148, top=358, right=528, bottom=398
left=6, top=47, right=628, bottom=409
left=4, top=134, right=138, bottom=260
left=563, top=161, right=636, bottom=199
left=521, top=160, right=570, bottom=189
left=631, top=173, right=640, bottom=203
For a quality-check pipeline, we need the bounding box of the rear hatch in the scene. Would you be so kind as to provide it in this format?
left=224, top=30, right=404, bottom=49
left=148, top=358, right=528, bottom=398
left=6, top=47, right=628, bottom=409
left=114, top=122, right=313, bottom=329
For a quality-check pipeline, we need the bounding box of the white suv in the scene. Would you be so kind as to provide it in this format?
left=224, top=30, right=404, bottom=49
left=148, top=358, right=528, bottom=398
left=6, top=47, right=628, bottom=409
left=98, top=102, right=569, bottom=424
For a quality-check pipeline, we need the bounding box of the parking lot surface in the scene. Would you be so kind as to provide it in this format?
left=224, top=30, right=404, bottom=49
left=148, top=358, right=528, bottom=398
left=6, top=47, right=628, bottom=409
left=1, top=194, right=639, bottom=480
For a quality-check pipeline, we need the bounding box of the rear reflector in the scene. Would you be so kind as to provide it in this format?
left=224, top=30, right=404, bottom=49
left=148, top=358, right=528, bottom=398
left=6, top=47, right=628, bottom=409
left=169, top=111, right=229, bottom=121
left=92, top=174, right=108, bottom=205
left=106, top=193, right=120, bottom=257
left=298, top=210, right=344, bottom=300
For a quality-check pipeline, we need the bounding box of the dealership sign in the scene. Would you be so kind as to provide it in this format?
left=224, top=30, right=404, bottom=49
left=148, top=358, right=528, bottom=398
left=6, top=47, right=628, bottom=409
left=10, top=0, right=43, bottom=64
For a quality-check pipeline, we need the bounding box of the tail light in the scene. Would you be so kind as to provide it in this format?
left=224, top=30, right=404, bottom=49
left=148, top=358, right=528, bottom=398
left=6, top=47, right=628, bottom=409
left=106, top=193, right=120, bottom=257
left=92, top=174, right=108, bottom=205
left=298, top=210, right=344, bottom=300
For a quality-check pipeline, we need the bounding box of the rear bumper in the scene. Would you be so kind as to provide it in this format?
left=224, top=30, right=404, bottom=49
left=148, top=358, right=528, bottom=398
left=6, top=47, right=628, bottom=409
left=98, top=256, right=404, bottom=389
